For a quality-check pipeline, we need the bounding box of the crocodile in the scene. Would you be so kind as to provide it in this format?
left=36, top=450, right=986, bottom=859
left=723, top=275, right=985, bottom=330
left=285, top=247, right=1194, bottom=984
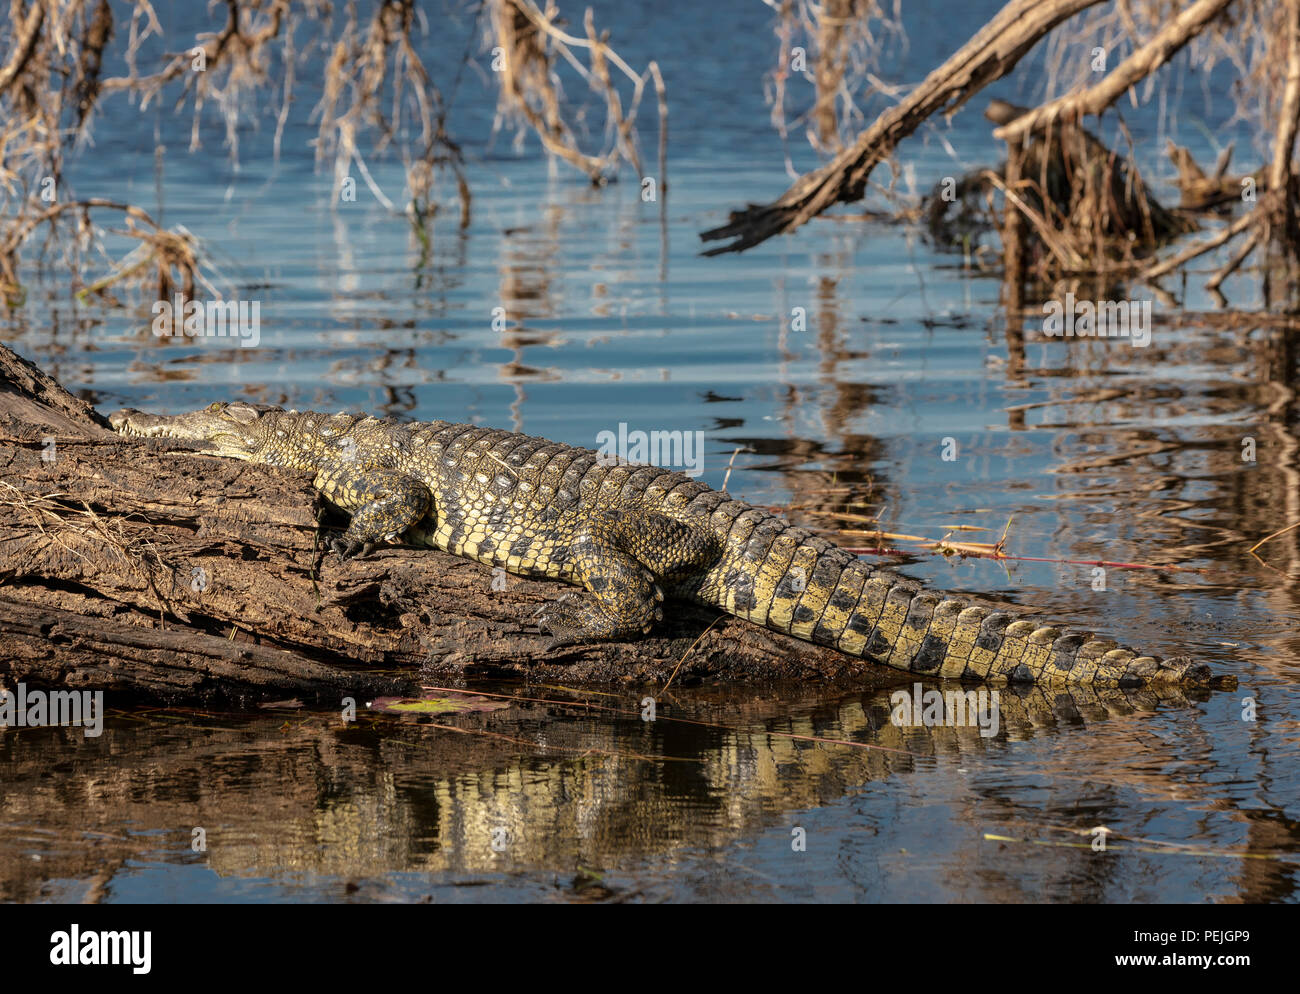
left=110, top=402, right=1221, bottom=689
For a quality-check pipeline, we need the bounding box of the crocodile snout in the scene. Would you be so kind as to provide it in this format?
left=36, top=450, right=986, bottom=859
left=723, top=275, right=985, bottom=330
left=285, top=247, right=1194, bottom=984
left=109, top=409, right=168, bottom=437
left=108, top=408, right=139, bottom=432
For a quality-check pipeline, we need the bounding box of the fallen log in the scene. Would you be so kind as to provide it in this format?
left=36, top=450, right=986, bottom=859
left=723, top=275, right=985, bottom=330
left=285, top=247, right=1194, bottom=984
left=0, top=344, right=890, bottom=705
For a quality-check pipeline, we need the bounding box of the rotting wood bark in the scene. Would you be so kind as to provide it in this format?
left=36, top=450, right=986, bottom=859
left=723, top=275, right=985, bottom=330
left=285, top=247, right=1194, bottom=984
left=0, top=344, right=893, bottom=705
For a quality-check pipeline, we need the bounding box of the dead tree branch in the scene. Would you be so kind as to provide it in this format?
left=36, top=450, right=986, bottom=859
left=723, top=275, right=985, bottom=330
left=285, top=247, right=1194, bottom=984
left=991, top=0, right=1237, bottom=143
left=700, top=0, right=1105, bottom=254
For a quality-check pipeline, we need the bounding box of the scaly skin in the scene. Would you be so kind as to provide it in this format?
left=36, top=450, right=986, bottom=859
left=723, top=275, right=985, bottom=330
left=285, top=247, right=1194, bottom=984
left=110, top=402, right=1218, bottom=688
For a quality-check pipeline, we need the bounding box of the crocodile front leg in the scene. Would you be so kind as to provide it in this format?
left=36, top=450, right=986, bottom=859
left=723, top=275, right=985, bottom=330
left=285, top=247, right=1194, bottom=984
left=539, top=540, right=664, bottom=646
left=314, top=465, right=432, bottom=559
left=540, top=507, right=720, bottom=648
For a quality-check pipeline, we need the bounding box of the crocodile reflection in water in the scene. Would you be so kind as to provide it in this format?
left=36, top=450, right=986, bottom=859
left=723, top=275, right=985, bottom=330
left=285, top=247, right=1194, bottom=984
left=0, top=678, right=1217, bottom=901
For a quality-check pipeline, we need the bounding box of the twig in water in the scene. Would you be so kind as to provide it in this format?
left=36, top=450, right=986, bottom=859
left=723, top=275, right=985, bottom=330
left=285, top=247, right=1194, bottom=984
left=662, top=615, right=724, bottom=693
left=1248, top=520, right=1300, bottom=554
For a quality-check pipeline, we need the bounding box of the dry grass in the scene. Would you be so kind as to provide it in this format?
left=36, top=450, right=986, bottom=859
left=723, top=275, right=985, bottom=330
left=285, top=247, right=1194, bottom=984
left=764, top=0, right=905, bottom=160
left=313, top=0, right=470, bottom=230
left=0, top=0, right=665, bottom=308
left=0, top=480, right=183, bottom=619
left=0, top=0, right=305, bottom=303
left=484, top=0, right=666, bottom=186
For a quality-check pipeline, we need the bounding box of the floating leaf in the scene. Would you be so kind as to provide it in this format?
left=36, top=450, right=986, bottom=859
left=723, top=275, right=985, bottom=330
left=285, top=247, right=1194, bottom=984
left=369, top=693, right=510, bottom=715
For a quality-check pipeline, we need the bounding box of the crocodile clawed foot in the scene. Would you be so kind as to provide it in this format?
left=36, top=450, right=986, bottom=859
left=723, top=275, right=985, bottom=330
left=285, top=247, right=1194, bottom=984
left=540, top=620, right=593, bottom=652
left=331, top=536, right=376, bottom=561
left=541, top=634, right=582, bottom=652
left=537, top=598, right=586, bottom=650
left=537, top=585, right=666, bottom=650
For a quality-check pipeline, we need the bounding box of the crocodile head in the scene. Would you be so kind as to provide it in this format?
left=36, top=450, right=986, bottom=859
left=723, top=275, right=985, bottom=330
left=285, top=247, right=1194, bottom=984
left=109, top=402, right=282, bottom=460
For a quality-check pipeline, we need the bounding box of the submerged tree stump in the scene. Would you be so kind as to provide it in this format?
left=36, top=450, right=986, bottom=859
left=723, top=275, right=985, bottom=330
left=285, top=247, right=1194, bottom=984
left=0, top=344, right=889, bottom=705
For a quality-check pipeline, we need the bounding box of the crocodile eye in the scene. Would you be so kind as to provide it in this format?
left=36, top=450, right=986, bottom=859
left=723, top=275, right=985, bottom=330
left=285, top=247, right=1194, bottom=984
left=207, top=402, right=224, bottom=412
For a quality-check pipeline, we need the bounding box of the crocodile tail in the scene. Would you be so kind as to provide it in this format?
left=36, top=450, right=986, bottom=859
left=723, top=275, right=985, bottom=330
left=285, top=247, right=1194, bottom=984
left=731, top=539, right=1213, bottom=688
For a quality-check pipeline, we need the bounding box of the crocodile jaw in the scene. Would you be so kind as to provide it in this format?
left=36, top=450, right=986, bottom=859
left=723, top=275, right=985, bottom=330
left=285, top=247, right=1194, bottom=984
left=109, top=405, right=264, bottom=460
